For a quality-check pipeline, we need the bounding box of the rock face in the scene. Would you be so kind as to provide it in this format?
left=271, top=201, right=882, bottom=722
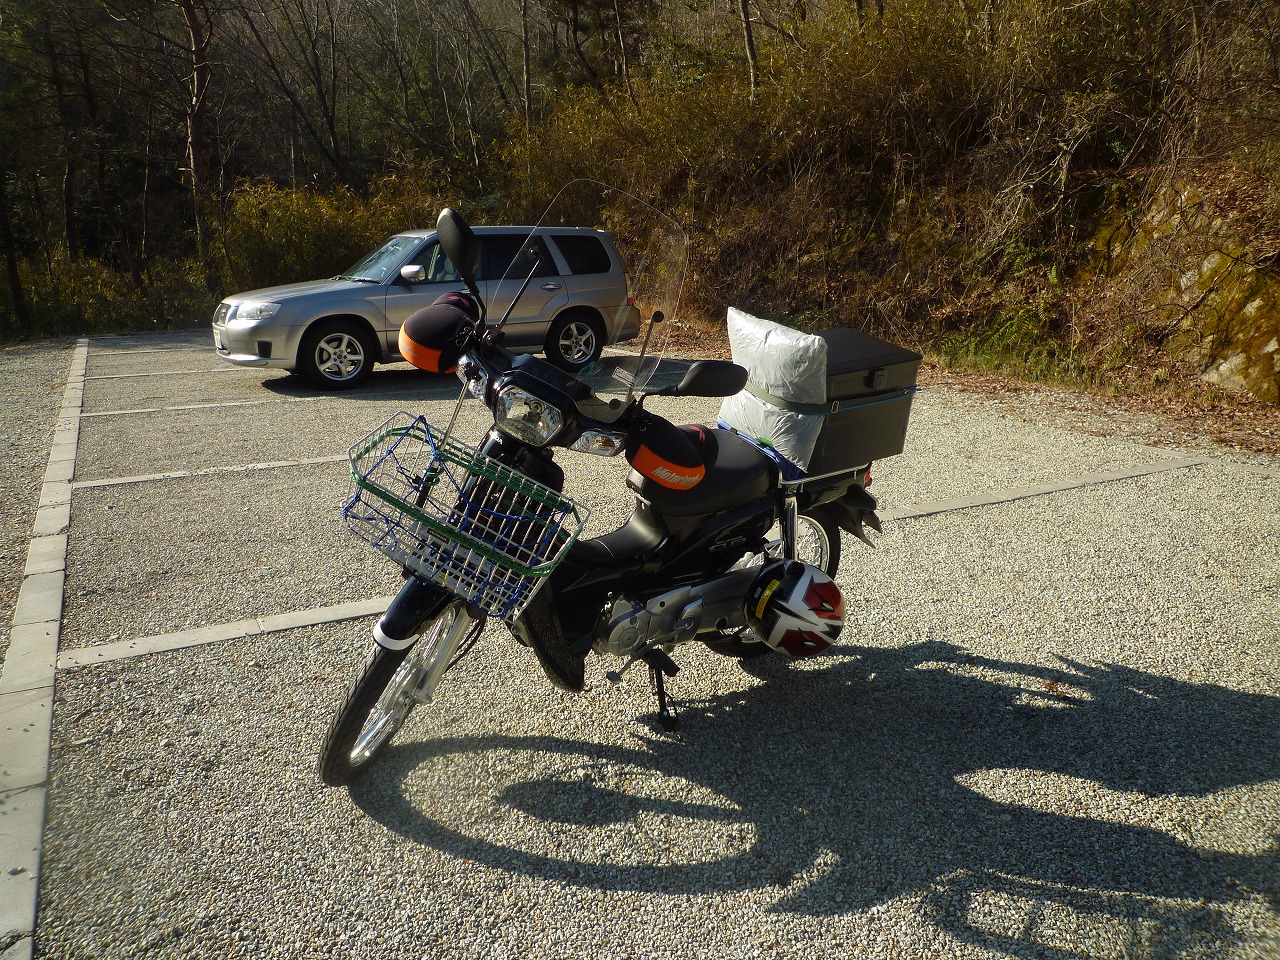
left=1097, top=182, right=1280, bottom=404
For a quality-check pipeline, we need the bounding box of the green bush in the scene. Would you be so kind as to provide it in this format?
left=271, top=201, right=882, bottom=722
left=210, top=179, right=445, bottom=293
left=1, top=251, right=212, bottom=341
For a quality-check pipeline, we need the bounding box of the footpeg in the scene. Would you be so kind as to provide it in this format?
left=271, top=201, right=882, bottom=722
left=605, top=645, right=680, bottom=684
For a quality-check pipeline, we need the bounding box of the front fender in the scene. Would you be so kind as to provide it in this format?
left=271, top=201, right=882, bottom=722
left=373, top=577, right=454, bottom=650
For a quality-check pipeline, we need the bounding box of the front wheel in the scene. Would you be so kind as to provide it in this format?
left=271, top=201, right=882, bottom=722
left=298, top=318, right=376, bottom=389
left=318, top=600, right=472, bottom=786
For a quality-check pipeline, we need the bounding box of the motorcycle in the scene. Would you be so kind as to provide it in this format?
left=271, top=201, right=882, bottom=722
left=318, top=183, right=888, bottom=786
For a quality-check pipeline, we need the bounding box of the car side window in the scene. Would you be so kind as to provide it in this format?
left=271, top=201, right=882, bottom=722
left=549, top=235, right=612, bottom=275
left=403, top=241, right=459, bottom=283
left=482, top=235, right=556, bottom=281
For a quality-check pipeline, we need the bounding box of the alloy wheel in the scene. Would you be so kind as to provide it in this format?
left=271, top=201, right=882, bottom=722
left=557, top=321, right=598, bottom=364
left=316, top=332, right=366, bottom=382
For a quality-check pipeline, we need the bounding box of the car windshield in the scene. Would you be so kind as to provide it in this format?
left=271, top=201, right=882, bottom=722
left=339, top=235, right=419, bottom=283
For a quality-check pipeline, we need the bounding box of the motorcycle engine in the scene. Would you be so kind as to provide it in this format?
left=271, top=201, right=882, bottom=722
left=593, top=566, right=762, bottom=658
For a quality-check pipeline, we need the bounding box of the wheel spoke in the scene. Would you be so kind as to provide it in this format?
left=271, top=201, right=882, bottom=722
left=346, top=603, right=472, bottom=766
left=317, top=333, right=364, bottom=381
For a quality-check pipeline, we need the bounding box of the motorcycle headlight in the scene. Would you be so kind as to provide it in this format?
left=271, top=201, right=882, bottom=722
left=569, top=429, right=626, bottom=457
left=233, top=301, right=281, bottom=323
left=495, top=386, right=564, bottom=446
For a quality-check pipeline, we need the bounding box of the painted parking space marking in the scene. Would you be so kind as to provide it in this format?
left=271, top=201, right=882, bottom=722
left=56, top=597, right=394, bottom=671
left=883, top=456, right=1211, bottom=521
left=84, top=368, right=237, bottom=380
left=69, top=456, right=348, bottom=490
left=80, top=398, right=294, bottom=418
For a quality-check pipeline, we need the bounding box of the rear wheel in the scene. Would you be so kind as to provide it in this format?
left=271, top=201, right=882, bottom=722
left=299, top=318, right=376, bottom=389
left=318, top=600, right=471, bottom=786
left=702, top=505, right=842, bottom=658
left=791, top=507, right=841, bottom=578
left=544, top=313, right=604, bottom=371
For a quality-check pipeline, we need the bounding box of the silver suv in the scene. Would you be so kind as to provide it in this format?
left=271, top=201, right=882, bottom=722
left=212, top=226, right=640, bottom=389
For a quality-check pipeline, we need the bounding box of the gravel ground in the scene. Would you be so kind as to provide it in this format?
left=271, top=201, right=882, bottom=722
left=2, top=330, right=1276, bottom=959
left=40, top=464, right=1280, bottom=959
left=0, top=340, right=75, bottom=665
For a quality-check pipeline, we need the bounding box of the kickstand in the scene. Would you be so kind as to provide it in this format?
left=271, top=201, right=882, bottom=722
left=650, top=664, right=680, bottom=732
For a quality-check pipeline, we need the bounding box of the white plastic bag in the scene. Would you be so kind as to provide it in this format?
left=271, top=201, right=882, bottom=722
left=717, top=307, right=828, bottom=471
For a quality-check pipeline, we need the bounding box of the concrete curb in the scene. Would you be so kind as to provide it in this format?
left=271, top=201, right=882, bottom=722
left=882, top=456, right=1210, bottom=521
left=0, top=339, right=86, bottom=960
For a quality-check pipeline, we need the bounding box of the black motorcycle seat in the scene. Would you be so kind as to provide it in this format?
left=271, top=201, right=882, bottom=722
left=628, top=426, right=776, bottom=518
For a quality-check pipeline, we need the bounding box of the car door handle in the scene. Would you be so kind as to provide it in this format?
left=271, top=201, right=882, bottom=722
left=540, top=282, right=562, bottom=291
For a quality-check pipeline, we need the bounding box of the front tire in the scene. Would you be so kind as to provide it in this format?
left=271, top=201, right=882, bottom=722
left=318, top=600, right=470, bottom=786
left=299, top=318, right=376, bottom=390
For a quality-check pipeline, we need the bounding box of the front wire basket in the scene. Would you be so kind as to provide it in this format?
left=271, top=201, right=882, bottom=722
left=343, top=413, right=589, bottom=621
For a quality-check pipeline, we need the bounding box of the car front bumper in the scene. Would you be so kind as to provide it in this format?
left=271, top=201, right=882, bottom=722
left=213, top=323, right=297, bottom=370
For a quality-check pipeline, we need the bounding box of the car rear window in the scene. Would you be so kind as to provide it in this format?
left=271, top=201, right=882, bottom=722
left=550, top=235, right=612, bottom=275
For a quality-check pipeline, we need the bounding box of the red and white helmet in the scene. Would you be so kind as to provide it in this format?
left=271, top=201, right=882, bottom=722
left=744, top=559, right=844, bottom=657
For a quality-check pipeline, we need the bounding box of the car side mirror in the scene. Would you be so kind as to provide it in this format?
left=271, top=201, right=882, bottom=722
left=436, top=208, right=480, bottom=290
left=654, top=360, right=748, bottom=399
left=399, top=264, right=427, bottom=284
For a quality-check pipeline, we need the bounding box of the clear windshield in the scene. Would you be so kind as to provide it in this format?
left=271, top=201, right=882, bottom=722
left=496, top=180, right=687, bottom=418
left=340, top=235, right=418, bottom=283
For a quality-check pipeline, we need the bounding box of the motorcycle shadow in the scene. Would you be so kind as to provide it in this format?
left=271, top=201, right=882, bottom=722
left=349, top=641, right=1279, bottom=951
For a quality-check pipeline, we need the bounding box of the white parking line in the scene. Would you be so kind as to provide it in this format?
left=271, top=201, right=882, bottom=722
left=81, top=398, right=296, bottom=418
left=84, top=369, right=237, bottom=380
left=70, top=456, right=348, bottom=490
left=883, top=456, right=1210, bottom=521
left=90, top=346, right=206, bottom=357
left=56, top=597, right=394, bottom=671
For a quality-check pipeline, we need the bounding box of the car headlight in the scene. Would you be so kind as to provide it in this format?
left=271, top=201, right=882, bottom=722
left=233, top=301, right=281, bottom=322
left=569, top=430, right=626, bottom=457
left=495, top=386, right=564, bottom=446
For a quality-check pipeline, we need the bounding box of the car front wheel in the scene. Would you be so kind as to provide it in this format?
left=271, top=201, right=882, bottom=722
left=299, top=319, right=376, bottom=389
left=545, top=313, right=604, bottom=371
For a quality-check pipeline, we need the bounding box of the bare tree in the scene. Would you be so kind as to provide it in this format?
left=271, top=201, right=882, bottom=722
left=739, top=0, right=758, bottom=101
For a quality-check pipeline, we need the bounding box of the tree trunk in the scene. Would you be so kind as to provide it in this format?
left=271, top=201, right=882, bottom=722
left=614, top=0, right=636, bottom=106
left=0, top=168, right=31, bottom=339
left=521, top=0, right=532, bottom=121
left=41, top=18, right=80, bottom=257
left=177, top=0, right=216, bottom=292
left=738, top=0, right=759, bottom=102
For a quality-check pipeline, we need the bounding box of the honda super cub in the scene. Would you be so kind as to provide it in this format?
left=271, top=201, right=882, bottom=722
left=319, top=182, right=918, bottom=785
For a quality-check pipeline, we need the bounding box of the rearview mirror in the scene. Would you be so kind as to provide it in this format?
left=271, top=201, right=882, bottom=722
left=654, top=360, right=748, bottom=399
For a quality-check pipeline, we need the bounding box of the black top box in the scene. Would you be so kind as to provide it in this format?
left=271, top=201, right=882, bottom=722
left=802, top=328, right=921, bottom=475
left=818, top=328, right=922, bottom=399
